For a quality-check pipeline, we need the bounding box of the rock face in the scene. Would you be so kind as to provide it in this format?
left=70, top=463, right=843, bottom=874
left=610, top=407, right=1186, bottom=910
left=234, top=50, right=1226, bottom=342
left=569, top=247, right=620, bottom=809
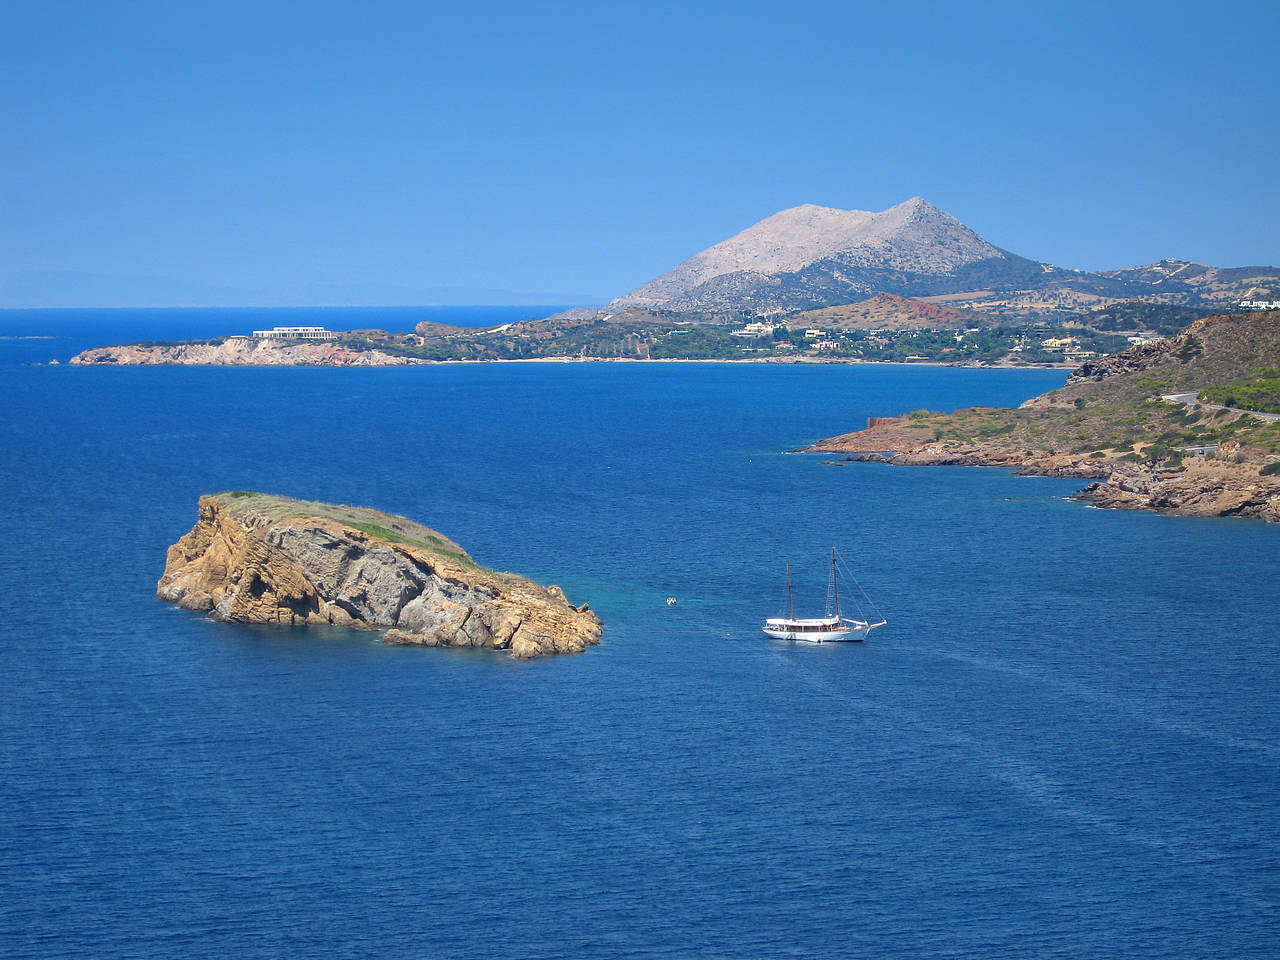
left=1062, top=339, right=1172, bottom=386
left=1075, top=460, right=1280, bottom=521
left=807, top=413, right=1280, bottom=525
left=71, top=338, right=423, bottom=366
left=820, top=439, right=1280, bottom=520
left=158, top=494, right=602, bottom=657
left=889, top=447, right=1109, bottom=479
left=824, top=440, right=1109, bottom=479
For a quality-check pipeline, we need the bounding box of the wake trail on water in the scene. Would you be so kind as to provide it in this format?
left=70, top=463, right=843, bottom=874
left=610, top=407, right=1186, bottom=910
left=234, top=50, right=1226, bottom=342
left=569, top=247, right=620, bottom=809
left=754, top=641, right=1279, bottom=909
left=932, top=646, right=1280, bottom=763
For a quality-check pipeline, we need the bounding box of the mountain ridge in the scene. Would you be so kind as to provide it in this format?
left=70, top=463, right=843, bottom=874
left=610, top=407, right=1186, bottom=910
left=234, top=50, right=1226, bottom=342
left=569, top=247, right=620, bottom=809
left=594, top=199, right=1279, bottom=320
left=611, top=198, right=1009, bottom=312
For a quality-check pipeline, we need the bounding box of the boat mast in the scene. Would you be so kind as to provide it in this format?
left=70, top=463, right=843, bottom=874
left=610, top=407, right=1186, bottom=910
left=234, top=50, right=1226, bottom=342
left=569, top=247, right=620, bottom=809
left=831, top=547, right=842, bottom=622
left=786, top=563, right=794, bottom=620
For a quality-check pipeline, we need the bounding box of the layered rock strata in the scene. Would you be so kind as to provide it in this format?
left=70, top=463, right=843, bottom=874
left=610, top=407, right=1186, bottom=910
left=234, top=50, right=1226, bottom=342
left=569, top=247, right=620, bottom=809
left=158, top=494, right=602, bottom=657
left=1075, top=459, right=1280, bottom=521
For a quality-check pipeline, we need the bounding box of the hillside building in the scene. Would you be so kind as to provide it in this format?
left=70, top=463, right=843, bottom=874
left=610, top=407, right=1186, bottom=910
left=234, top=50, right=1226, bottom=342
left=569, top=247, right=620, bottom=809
left=251, top=326, right=337, bottom=340
left=731, top=322, right=778, bottom=338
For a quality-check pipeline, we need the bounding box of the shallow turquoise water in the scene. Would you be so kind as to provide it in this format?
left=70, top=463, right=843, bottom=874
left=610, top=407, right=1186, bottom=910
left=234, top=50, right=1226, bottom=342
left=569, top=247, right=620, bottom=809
left=1, top=312, right=1278, bottom=957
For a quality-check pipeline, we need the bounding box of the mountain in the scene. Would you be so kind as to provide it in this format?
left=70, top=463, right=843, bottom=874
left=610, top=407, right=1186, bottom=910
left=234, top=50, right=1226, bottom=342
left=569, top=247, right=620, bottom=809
left=602, top=199, right=1280, bottom=320
left=609, top=198, right=1042, bottom=313
left=1096, top=260, right=1280, bottom=304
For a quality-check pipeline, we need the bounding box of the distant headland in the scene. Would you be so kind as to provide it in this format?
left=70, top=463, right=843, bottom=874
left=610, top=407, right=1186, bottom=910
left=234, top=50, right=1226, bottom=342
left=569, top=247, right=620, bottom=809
left=66, top=199, right=1279, bottom=367
left=806, top=311, right=1280, bottom=522
left=159, top=493, right=602, bottom=657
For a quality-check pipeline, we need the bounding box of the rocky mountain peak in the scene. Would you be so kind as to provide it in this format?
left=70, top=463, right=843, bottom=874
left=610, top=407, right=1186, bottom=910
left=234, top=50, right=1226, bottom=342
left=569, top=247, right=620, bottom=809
left=610, top=198, right=1008, bottom=311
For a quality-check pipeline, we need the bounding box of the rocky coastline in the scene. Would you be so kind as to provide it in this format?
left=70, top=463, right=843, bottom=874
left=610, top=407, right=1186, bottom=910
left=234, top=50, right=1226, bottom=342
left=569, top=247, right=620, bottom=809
left=158, top=493, right=602, bottom=657
left=65, top=336, right=1069, bottom=368
left=71, top=338, right=425, bottom=366
left=806, top=313, right=1280, bottom=522
left=811, top=425, right=1280, bottom=522
left=1073, top=458, right=1280, bottom=520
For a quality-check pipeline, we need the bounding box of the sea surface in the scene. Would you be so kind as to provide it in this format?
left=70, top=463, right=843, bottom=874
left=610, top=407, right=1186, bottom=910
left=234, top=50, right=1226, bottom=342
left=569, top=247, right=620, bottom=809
left=2, top=309, right=1278, bottom=958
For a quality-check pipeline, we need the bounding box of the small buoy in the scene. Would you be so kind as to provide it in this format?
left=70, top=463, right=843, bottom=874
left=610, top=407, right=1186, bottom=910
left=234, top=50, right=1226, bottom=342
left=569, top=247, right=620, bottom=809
left=666, top=597, right=677, bottom=606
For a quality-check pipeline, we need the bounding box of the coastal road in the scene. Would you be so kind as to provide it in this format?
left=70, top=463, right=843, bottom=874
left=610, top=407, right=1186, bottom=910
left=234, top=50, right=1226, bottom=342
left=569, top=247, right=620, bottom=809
left=1161, top=393, right=1280, bottom=423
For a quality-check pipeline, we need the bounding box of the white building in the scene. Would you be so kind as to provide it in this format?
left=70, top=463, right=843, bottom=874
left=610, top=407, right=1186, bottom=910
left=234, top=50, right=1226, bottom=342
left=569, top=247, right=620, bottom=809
left=730, top=322, right=778, bottom=338
left=251, top=326, right=337, bottom=340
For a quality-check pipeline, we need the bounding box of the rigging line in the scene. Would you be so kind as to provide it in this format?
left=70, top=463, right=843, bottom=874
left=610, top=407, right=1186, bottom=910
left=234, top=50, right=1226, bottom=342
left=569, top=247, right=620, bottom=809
left=835, top=550, right=888, bottom=624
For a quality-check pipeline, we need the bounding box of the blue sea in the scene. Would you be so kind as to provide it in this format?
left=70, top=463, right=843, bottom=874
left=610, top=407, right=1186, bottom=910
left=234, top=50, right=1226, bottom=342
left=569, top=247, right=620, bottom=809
left=2, top=308, right=1278, bottom=958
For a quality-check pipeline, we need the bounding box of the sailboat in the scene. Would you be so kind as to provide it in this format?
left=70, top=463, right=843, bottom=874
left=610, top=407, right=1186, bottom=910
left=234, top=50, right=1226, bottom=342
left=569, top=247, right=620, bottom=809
left=761, top=548, right=887, bottom=642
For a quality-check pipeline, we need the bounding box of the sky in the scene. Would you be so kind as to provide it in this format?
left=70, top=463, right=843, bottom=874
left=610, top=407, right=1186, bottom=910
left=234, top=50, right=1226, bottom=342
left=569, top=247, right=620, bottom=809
left=2, top=0, right=1278, bottom=308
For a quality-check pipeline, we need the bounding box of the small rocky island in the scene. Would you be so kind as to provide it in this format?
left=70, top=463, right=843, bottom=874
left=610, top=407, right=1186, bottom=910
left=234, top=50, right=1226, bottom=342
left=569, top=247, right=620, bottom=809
left=158, top=493, right=602, bottom=657
left=71, top=336, right=425, bottom=366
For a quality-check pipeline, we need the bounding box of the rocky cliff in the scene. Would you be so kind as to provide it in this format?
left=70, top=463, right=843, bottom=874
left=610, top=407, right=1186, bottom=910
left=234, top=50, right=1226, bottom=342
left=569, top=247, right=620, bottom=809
left=71, top=338, right=424, bottom=366
left=1075, top=459, right=1280, bottom=520
left=158, top=493, right=602, bottom=657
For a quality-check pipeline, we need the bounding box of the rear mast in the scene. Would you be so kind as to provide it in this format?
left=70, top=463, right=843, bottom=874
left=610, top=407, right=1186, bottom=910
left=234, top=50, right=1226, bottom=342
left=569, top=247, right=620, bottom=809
left=831, top=547, right=842, bottom=622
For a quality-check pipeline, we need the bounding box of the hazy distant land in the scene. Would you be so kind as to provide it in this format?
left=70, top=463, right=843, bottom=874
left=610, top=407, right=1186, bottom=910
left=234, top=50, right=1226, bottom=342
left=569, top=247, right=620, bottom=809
left=69, top=198, right=1277, bottom=367
left=63, top=198, right=1280, bottom=521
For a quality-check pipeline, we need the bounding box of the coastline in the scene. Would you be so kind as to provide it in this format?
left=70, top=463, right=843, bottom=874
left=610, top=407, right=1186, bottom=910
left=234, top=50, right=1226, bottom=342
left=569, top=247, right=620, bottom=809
left=63, top=346, right=1074, bottom=370
left=801, top=313, right=1280, bottom=523
left=412, top=356, right=1072, bottom=369
left=805, top=418, right=1280, bottom=523
left=812, top=445, right=1280, bottom=522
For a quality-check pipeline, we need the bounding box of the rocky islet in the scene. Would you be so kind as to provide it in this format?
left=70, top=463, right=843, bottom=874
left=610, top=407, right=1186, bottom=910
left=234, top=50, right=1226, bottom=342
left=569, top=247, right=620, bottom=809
left=158, top=493, right=602, bottom=658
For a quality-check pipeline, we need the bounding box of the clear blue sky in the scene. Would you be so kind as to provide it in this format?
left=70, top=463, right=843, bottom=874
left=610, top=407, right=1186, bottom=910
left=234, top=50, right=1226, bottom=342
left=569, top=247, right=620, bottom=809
left=3, top=0, right=1277, bottom=307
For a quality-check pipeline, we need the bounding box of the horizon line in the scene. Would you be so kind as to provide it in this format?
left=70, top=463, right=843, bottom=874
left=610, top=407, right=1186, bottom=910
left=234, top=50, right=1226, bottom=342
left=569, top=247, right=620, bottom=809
left=0, top=302, right=597, bottom=312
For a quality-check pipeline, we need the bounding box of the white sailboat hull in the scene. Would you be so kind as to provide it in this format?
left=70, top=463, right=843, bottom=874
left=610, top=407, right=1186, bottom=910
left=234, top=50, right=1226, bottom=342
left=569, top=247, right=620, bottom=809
left=761, top=617, right=884, bottom=643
